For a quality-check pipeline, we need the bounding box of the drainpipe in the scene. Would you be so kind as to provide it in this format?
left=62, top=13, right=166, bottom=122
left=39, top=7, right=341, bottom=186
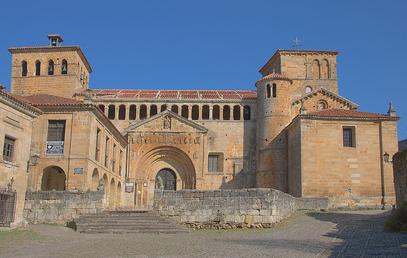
left=379, top=121, right=385, bottom=210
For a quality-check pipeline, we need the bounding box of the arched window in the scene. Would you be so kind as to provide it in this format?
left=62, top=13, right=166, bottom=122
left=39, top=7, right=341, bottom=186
left=317, top=100, right=328, bottom=110
left=21, top=61, right=28, bottom=77
left=305, top=86, right=313, bottom=94
left=272, top=83, right=277, bottom=98
left=129, top=105, right=137, bottom=120
left=171, top=105, right=178, bottom=114
left=98, top=104, right=105, bottom=113
left=233, top=105, right=241, bottom=120
left=223, top=105, right=230, bottom=120
left=202, top=105, right=209, bottom=120
left=61, top=59, right=68, bottom=75
left=118, top=105, right=126, bottom=120
left=35, top=60, right=41, bottom=76
left=243, top=105, right=251, bottom=120
left=160, top=104, right=167, bottom=112
left=150, top=105, right=157, bottom=116
left=312, top=59, right=320, bottom=79
left=266, top=84, right=271, bottom=98
left=192, top=105, right=199, bottom=120
left=108, top=105, right=115, bottom=119
left=321, top=59, right=329, bottom=79
left=140, top=105, right=147, bottom=120
left=48, top=60, right=54, bottom=75
left=213, top=105, right=220, bottom=120
left=181, top=105, right=189, bottom=118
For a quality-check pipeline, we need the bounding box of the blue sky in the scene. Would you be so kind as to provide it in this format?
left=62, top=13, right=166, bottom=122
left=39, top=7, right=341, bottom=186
left=0, top=0, right=406, bottom=139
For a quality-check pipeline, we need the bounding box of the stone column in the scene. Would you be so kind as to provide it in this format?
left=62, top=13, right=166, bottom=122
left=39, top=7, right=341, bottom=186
left=209, top=106, right=213, bottom=120
left=126, top=104, right=130, bottom=120
left=198, top=105, right=202, bottom=120
left=305, top=62, right=312, bottom=79
left=220, top=105, right=224, bottom=120
left=188, top=105, right=192, bottom=120
left=115, top=104, right=119, bottom=120
left=146, top=104, right=150, bottom=118
left=240, top=105, right=244, bottom=120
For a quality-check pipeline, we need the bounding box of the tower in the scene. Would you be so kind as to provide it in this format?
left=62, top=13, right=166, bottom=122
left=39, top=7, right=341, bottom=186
left=8, top=34, right=92, bottom=98
left=255, top=49, right=339, bottom=191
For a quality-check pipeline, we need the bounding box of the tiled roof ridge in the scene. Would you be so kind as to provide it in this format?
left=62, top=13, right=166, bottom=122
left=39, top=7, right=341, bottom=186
left=0, top=90, right=42, bottom=116
left=292, top=87, right=359, bottom=109
left=303, top=108, right=398, bottom=120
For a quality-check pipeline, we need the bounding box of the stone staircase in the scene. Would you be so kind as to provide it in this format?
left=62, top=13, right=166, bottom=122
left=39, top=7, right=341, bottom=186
left=75, top=210, right=189, bottom=234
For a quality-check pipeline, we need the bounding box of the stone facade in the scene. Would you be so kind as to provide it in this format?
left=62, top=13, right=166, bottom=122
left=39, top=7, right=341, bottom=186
left=0, top=35, right=401, bottom=227
left=393, top=150, right=407, bottom=206
left=0, top=88, right=40, bottom=226
left=154, top=189, right=328, bottom=228
left=23, top=190, right=105, bottom=224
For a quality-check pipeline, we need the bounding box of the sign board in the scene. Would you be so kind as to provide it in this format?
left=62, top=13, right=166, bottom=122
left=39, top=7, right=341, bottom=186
left=73, top=168, right=83, bottom=175
left=125, top=182, right=134, bottom=193
left=46, top=141, right=64, bottom=155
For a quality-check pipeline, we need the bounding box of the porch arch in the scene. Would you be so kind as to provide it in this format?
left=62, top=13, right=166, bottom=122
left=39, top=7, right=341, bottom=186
left=41, top=166, right=66, bottom=191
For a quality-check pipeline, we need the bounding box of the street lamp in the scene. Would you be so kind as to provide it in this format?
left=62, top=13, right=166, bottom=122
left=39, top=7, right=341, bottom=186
left=26, top=153, right=40, bottom=172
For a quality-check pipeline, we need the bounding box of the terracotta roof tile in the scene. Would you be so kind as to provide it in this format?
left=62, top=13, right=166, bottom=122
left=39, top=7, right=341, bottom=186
left=304, top=109, right=393, bottom=119
left=15, top=94, right=83, bottom=106
left=78, top=89, right=257, bottom=101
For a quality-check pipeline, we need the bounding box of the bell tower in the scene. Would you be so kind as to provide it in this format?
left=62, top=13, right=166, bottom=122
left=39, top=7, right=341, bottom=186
left=8, top=34, right=92, bottom=98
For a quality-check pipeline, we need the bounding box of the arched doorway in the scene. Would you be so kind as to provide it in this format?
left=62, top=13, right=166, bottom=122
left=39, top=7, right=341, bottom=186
left=41, top=166, right=66, bottom=191
left=155, top=168, right=177, bottom=190
left=91, top=168, right=99, bottom=190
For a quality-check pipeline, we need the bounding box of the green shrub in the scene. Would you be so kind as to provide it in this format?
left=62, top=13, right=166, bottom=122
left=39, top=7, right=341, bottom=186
left=385, top=203, right=407, bottom=232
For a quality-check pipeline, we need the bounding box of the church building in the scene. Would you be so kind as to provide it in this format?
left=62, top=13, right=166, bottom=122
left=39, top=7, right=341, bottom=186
left=0, top=35, right=399, bottom=225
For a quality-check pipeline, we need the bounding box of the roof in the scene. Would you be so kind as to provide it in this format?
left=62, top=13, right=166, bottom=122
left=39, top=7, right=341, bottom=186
left=300, top=109, right=398, bottom=121
left=256, top=72, right=292, bottom=83
left=78, top=89, right=257, bottom=101
left=16, top=94, right=83, bottom=106
left=292, top=87, right=359, bottom=109
left=259, top=49, right=338, bottom=75
left=8, top=46, right=92, bottom=73
left=0, top=89, right=41, bottom=117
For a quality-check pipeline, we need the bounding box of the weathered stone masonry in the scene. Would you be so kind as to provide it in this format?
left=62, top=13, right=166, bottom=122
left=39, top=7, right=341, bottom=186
left=23, top=190, right=106, bottom=224
left=153, top=189, right=328, bottom=229
left=393, top=150, right=407, bottom=206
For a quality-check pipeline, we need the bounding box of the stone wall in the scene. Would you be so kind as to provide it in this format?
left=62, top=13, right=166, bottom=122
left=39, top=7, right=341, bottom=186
left=23, top=190, right=106, bottom=224
left=153, top=188, right=328, bottom=229
left=393, top=150, right=407, bottom=206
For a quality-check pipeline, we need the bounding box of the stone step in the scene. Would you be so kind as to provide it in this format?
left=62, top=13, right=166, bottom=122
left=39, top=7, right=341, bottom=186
left=78, top=229, right=189, bottom=234
left=75, top=210, right=189, bottom=234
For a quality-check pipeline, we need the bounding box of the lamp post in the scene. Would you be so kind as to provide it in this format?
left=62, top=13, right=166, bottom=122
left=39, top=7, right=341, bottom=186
left=26, top=153, right=40, bottom=172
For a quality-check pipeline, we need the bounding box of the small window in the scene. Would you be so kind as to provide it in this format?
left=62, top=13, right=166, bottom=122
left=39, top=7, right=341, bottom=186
left=223, top=105, right=230, bottom=120
left=98, top=105, right=105, bottom=113
left=171, top=105, right=179, bottom=114
left=150, top=105, right=158, bottom=116
left=213, top=105, right=220, bottom=120
left=181, top=105, right=189, bottom=118
left=243, top=105, right=251, bottom=120
left=266, top=84, right=271, bottom=98
left=305, top=86, right=312, bottom=93
left=95, top=128, right=101, bottom=161
left=108, top=105, right=115, bottom=119
left=140, top=105, right=147, bottom=120
left=21, top=61, right=28, bottom=77
left=233, top=105, right=240, bottom=120
left=35, top=60, right=41, bottom=76
left=317, top=100, right=328, bottom=110
left=47, top=120, right=66, bottom=141
left=343, top=127, right=356, bottom=148
left=272, top=83, right=277, bottom=98
left=192, top=105, right=199, bottom=120
left=3, top=136, right=15, bottom=162
left=61, top=59, right=68, bottom=74
left=129, top=105, right=137, bottom=120
left=208, top=153, right=224, bottom=173
left=160, top=104, right=167, bottom=112
left=48, top=60, right=54, bottom=75
left=202, top=105, right=209, bottom=120
left=118, top=105, right=126, bottom=120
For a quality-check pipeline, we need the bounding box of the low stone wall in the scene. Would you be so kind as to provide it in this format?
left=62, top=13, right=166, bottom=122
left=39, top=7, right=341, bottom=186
left=153, top=188, right=328, bottom=229
left=24, top=190, right=106, bottom=224
left=394, top=150, right=407, bottom=206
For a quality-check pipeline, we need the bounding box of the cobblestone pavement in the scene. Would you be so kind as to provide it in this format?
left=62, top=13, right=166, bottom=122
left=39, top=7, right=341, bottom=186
left=0, top=210, right=406, bottom=258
